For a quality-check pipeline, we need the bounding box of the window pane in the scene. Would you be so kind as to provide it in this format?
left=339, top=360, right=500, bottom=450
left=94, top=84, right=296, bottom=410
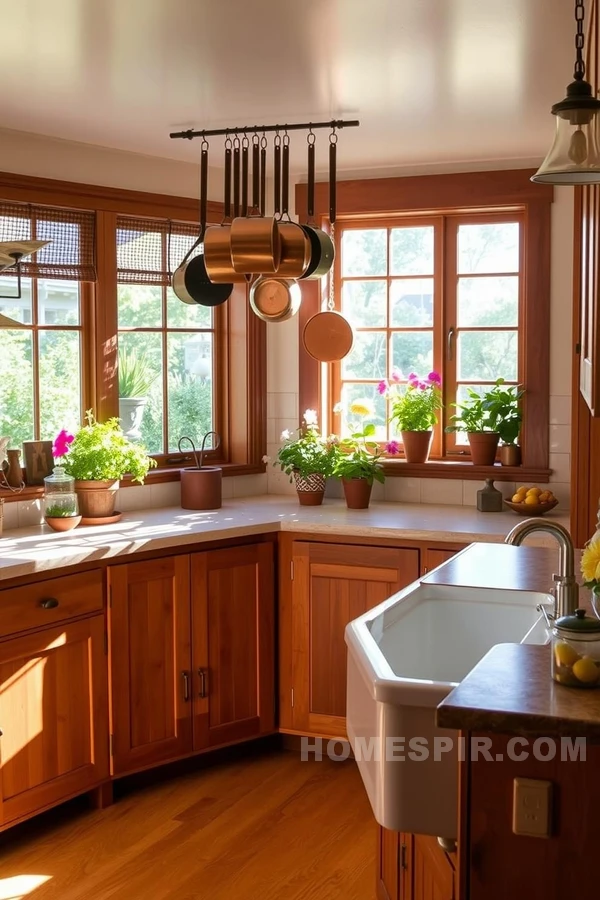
left=341, top=229, right=387, bottom=277
left=391, top=331, right=433, bottom=377
left=342, top=280, right=387, bottom=328
left=166, top=286, right=212, bottom=329
left=342, top=331, right=387, bottom=380
left=118, top=332, right=163, bottom=453
left=117, top=284, right=162, bottom=328
left=39, top=331, right=81, bottom=438
left=167, top=333, right=213, bottom=451
left=0, top=329, right=34, bottom=445
left=458, top=276, right=518, bottom=327
left=390, top=227, right=434, bottom=275
left=0, top=276, right=32, bottom=324
left=37, top=280, right=80, bottom=325
left=390, top=278, right=434, bottom=327
left=457, top=223, right=519, bottom=274
left=340, top=382, right=387, bottom=439
left=457, top=331, right=518, bottom=381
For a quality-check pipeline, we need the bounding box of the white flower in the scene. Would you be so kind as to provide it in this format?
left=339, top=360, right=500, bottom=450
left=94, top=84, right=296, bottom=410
left=333, top=402, right=344, bottom=414
left=261, top=454, right=271, bottom=463
left=303, top=409, right=318, bottom=426
left=280, top=429, right=292, bottom=440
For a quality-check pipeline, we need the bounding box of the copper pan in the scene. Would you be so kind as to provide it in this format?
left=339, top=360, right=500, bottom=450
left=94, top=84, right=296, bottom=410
left=274, top=140, right=311, bottom=278
left=250, top=276, right=301, bottom=323
left=299, top=130, right=335, bottom=281
left=230, top=137, right=280, bottom=275
left=204, top=139, right=250, bottom=285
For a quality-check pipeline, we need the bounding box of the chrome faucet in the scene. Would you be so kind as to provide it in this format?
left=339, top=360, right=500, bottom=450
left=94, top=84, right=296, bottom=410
left=504, top=519, right=578, bottom=620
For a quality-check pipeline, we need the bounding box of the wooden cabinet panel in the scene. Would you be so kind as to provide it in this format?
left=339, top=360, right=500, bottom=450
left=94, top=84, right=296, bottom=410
left=422, top=546, right=466, bottom=576
left=0, top=570, right=103, bottom=639
left=108, top=556, right=192, bottom=776
left=291, top=542, right=420, bottom=737
left=0, top=616, right=109, bottom=826
left=413, top=835, right=454, bottom=900
left=191, top=543, right=275, bottom=749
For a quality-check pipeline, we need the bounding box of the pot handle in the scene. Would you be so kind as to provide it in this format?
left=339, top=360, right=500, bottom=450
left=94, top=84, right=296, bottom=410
left=241, top=135, right=249, bottom=217
left=307, top=129, right=316, bottom=225
left=274, top=132, right=281, bottom=218
left=329, top=127, right=337, bottom=225
left=260, top=133, right=267, bottom=217
left=281, top=132, right=291, bottom=222
left=223, top=136, right=232, bottom=224
left=177, top=139, right=209, bottom=268
left=251, top=134, right=260, bottom=214
left=233, top=135, right=241, bottom=219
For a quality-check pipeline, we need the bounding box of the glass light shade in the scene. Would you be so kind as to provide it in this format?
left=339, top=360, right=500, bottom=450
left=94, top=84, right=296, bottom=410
left=532, top=113, right=600, bottom=183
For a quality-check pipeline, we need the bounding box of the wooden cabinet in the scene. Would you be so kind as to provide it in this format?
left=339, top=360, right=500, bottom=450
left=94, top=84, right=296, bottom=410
left=290, top=542, right=420, bottom=737
left=0, top=616, right=109, bottom=826
left=421, top=545, right=467, bottom=576
left=108, top=556, right=192, bottom=776
left=109, top=543, right=275, bottom=776
left=377, top=828, right=412, bottom=900
left=413, top=835, right=454, bottom=900
left=191, top=543, right=275, bottom=749
left=377, top=829, right=454, bottom=900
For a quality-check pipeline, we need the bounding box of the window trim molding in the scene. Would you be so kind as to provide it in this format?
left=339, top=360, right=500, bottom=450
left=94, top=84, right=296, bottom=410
left=295, top=168, right=553, bottom=477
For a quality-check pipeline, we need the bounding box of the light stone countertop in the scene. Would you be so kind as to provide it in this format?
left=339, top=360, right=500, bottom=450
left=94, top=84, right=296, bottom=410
left=0, top=495, right=570, bottom=583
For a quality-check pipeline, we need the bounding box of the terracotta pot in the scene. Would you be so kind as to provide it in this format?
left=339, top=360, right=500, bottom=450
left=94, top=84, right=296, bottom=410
left=44, top=515, right=82, bottom=532
left=499, top=443, right=522, bottom=467
left=74, top=480, right=119, bottom=519
left=180, top=467, right=222, bottom=510
left=294, top=472, right=325, bottom=506
left=401, top=430, right=433, bottom=464
left=467, top=432, right=500, bottom=466
left=342, top=477, right=373, bottom=510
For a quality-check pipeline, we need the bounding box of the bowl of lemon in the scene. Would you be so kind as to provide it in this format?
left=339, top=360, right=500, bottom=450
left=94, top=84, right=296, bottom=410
left=504, top=485, right=558, bottom=516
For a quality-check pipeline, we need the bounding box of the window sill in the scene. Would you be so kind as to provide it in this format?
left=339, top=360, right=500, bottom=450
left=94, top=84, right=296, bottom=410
left=382, top=459, right=552, bottom=482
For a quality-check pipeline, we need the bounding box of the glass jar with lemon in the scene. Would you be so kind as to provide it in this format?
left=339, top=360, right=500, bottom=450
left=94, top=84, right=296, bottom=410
left=552, top=609, right=600, bottom=688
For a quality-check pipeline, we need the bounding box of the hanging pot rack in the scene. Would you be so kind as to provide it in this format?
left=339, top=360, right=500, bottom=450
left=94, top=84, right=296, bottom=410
left=170, top=118, right=359, bottom=141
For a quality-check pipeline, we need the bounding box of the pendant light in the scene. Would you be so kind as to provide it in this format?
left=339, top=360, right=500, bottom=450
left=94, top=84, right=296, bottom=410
left=532, top=0, right=600, bottom=184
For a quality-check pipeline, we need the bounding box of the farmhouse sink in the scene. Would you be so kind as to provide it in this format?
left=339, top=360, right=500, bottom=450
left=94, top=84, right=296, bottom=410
left=345, top=582, right=552, bottom=839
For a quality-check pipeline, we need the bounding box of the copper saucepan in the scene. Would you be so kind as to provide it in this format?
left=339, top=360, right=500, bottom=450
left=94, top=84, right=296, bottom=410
left=299, top=133, right=335, bottom=281
left=204, top=140, right=250, bottom=285
left=276, top=137, right=311, bottom=279
left=230, top=137, right=281, bottom=275
left=249, top=275, right=302, bottom=323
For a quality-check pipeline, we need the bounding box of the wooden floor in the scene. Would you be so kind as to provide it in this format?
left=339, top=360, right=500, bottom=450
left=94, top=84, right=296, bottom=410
left=0, top=749, right=376, bottom=900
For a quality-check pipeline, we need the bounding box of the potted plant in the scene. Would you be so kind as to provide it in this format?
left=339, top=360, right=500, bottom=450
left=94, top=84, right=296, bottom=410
left=271, top=410, right=338, bottom=506
left=333, top=400, right=388, bottom=509
left=483, top=380, right=525, bottom=466
left=446, top=386, right=499, bottom=466
left=53, top=411, right=156, bottom=521
left=118, top=347, right=157, bottom=441
left=382, top=370, right=442, bottom=463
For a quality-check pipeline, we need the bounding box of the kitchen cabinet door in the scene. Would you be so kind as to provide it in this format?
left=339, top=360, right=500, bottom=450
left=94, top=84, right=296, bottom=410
left=291, top=542, right=419, bottom=737
left=0, top=617, right=109, bottom=827
left=377, top=827, right=413, bottom=900
left=421, top=545, right=467, bottom=576
left=108, top=556, right=192, bottom=776
left=191, top=543, right=275, bottom=750
left=413, top=835, right=454, bottom=900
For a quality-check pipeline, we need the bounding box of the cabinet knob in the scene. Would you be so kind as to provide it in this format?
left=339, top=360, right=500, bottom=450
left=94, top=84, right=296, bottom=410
left=198, top=668, right=208, bottom=699
left=181, top=671, right=190, bottom=702
left=40, top=598, right=59, bottom=609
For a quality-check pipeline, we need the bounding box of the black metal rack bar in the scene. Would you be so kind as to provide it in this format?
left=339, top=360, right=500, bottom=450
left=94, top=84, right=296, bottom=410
left=170, top=119, right=360, bottom=140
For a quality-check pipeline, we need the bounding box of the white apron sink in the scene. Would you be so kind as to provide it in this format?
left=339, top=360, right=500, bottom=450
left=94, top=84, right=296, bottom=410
left=345, top=582, right=552, bottom=839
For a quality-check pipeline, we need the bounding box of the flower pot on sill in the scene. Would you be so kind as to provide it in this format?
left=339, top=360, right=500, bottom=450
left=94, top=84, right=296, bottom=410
left=342, top=477, right=373, bottom=510
left=44, top=514, right=82, bottom=532
left=119, top=396, right=147, bottom=441
left=74, top=479, right=119, bottom=519
left=499, top=443, right=521, bottom=467
left=401, top=430, right=433, bottom=464
left=293, top=472, right=326, bottom=506
left=467, top=432, right=500, bottom=467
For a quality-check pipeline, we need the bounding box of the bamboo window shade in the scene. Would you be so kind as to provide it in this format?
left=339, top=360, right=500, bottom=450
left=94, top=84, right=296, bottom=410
left=0, top=201, right=96, bottom=281
left=116, top=216, right=202, bottom=286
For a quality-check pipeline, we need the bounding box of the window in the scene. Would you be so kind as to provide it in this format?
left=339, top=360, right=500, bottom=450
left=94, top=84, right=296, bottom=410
left=332, top=212, right=525, bottom=459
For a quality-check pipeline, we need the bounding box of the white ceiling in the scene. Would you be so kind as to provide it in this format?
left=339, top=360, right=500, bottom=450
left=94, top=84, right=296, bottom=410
left=3, top=0, right=575, bottom=175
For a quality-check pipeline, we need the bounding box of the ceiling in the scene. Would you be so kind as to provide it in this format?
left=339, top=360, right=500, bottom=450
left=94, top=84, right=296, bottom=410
left=2, top=0, right=575, bottom=175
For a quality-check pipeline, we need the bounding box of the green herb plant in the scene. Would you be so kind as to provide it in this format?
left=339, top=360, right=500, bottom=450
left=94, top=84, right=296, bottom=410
left=446, top=379, right=524, bottom=439
left=273, top=411, right=338, bottom=481
left=333, top=402, right=385, bottom=486
left=58, top=411, right=157, bottom=483
left=45, top=504, right=77, bottom=518
left=118, top=348, right=157, bottom=398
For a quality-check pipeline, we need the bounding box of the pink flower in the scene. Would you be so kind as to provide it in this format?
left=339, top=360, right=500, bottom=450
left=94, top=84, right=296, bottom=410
left=377, top=380, right=388, bottom=395
left=391, top=369, right=403, bottom=383
left=417, top=381, right=428, bottom=390
left=428, top=371, right=441, bottom=385
left=385, top=440, right=400, bottom=455
left=52, top=429, right=74, bottom=458
left=408, top=373, right=418, bottom=383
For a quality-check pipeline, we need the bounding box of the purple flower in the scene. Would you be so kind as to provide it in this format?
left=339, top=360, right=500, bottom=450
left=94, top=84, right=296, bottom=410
left=53, top=429, right=74, bottom=458
left=417, top=380, right=428, bottom=390
left=407, top=372, right=418, bottom=383
left=385, top=440, right=400, bottom=455
left=428, top=371, right=442, bottom=385
left=377, top=380, right=388, bottom=395
left=391, top=369, right=403, bottom=383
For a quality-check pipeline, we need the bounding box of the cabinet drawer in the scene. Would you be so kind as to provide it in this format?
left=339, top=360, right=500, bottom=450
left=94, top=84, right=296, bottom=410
left=0, top=570, right=103, bottom=637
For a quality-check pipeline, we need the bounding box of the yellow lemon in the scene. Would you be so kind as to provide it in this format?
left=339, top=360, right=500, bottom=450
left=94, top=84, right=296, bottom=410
left=539, top=491, right=551, bottom=503
left=511, top=493, right=525, bottom=503
left=515, top=487, right=528, bottom=497
left=572, top=656, right=600, bottom=685
left=526, top=487, right=542, bottom=497
left=524, top=494, right=539, bottom=505
left=554, top=641, right=580, bottom=668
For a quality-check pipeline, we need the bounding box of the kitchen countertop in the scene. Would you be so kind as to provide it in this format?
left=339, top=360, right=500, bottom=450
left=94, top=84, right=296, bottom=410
left=0, top=495, right=569, bottom=583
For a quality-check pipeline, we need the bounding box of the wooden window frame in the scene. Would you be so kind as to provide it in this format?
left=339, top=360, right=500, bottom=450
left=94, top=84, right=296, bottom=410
left=0, top=171, right=266, bottom=501
left=296, top=169, right=553, bottom=482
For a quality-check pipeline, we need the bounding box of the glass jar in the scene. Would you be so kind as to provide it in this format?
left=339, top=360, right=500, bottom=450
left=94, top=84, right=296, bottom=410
left=552, top=608, right=600, bottom=688
left=43, top=466, right=78, bottom=519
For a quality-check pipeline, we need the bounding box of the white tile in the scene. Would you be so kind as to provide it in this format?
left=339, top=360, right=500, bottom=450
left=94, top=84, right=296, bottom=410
left=267, top=392, right=298, bottom=419
left=151, top=481, right=181, bottom=508
left=420, top=478, right=463, bottom=506
left=549, top=189, right=574, bottom=396
left=461, top=481, right=479, bottom=507
left=548, top=481, right=571, bottom=509
left=221, top=478, right=234, bottom=500
left=549, top=424, right=571, bottom=454
left=549, top=452, right=571, bottom=484
left=267, top=319, right=299, bottom=394
left=117, top=485, right=153, bottom=512
left=384, top=478, right=422, bottom=504
left=267, top=468, right=297, bottom=495
left=1, top=501, right=19, bottom=532
left=231, top=474, right=268, bottom=498
left=17, top=499, right=44, bottom=527
left=371, top=480, right=385, bottom=501
left=325, top=478, right=344, bottom=499
left=273, top=418, right=299, bottom=444
left=549, top=395, right=572, bottom=426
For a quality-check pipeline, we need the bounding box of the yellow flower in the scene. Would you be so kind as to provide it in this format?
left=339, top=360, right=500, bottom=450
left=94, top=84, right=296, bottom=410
left=581, top=538, right=600, bottom=583
left=349, top=399, right=374, bottom=418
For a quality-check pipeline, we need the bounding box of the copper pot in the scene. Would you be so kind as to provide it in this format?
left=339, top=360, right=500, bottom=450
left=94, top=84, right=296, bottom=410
left=277, top=222, right=311, bottom=278
left=204, top=226, right=249, bottom=284
left=250, top=276, right=302, bottom=322
left=230, top=216, right=281, bottom=274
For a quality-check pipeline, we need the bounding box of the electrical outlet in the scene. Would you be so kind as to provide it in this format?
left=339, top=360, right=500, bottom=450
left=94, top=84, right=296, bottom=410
left=512, top=777, right=552, bottom=838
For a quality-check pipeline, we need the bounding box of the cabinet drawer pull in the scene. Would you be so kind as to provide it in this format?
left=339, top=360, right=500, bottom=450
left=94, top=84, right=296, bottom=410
left=39, top=598, right=59, bottom=609
left=198, top=668, right=208, bottom=698
left=182, top=671, right=190, bottom=702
